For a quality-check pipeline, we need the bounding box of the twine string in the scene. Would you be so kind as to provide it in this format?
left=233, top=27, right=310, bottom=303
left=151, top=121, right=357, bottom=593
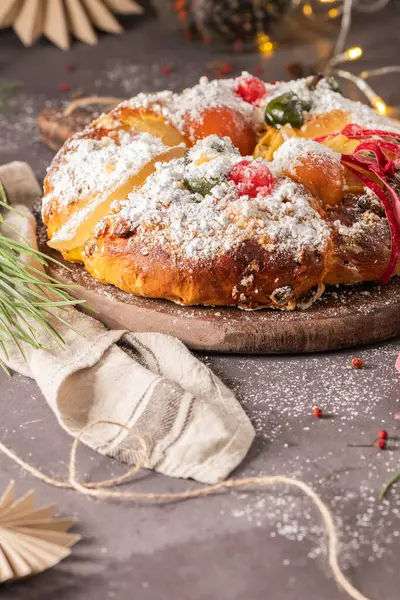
left=0, top=420, right=372, bottom=600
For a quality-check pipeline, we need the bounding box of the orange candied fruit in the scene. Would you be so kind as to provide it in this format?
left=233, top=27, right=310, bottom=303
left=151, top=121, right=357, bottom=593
left=183, top=106, right=256, bottom=156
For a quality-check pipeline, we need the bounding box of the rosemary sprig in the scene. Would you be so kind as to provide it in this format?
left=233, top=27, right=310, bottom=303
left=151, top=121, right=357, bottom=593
left=0, top=81, right=24, bottom=113
left=0, top=191, right=84, bottom=373
left=378, top=471, right=400, bottom=501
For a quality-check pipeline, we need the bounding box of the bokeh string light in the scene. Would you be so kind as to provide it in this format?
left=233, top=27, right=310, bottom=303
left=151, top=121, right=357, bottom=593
left=315, top=0, right=398, bottom=116
left=253, top=0, right=396, bottom=116
left=172, top=0, right=396, bottom=117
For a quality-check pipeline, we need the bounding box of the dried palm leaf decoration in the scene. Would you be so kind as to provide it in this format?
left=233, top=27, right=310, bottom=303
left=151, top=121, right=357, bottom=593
left=0, top=0, right=143, bottom=50
left=0, top=481, right=80, bottom=583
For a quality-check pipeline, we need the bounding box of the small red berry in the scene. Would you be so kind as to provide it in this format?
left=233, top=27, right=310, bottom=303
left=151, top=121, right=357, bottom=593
left=254, top=66, right=263, bottom=75
left=378, top=430, right=388, bottom=440
left=65, top=64, right=74, bottom=72
left=222, top=62, right=232, bottom=74
left=313, top=407, right=323, bottom=418
left=377, top=439, right=386, bottom=450
left=234, top=74, right=266, bottom=105
left=60, top=82, right=70, bottom=91
left=161, top=65, right=171, bottom=75
left=229, top=160, right=274, bottom=198
left=351, top=358, right=363, bottom=369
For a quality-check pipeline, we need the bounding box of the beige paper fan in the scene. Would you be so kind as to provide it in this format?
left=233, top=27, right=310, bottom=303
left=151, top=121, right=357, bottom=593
left=0, top=481, right=80, bottom=583
left=0, top=0, right=143, bottom=50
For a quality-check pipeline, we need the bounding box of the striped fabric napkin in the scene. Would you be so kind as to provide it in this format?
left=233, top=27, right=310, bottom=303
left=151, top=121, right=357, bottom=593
left=0, top=161, right=255, bottom=484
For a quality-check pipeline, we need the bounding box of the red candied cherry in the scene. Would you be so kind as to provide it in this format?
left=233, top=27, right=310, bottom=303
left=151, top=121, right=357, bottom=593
left=234, top=74, right=267, bottom=105
left=378, top=430, right=388, bottom=440
left=313, top=407, right=323, bottom=418
left=229, top=160, right=274, bottom=198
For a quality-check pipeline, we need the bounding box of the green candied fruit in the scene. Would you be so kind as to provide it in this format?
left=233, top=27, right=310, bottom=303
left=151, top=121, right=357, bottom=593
left=183, top=175, right=221, bottom=197
left=264, top=92, right=309, bottom=129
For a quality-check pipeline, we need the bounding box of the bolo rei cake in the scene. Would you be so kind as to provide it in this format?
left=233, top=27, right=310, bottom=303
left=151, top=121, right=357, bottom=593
left=42, top=73, right=400, bottom=310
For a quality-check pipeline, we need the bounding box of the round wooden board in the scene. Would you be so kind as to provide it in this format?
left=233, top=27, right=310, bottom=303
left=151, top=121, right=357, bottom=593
left=39, top=237, right=400, bottom=354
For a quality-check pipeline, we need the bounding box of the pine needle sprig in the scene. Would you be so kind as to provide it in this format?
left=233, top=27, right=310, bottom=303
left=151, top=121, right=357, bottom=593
left=379, top=471, right=400, bottom=501
left=0, top=193, right=85, bottom=373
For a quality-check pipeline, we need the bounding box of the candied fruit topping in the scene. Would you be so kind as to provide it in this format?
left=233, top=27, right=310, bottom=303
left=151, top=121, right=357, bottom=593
left=184, top=106, right=256, bottom=156
left=234, top=74, right=267, bottom=105
left=265, top=92, right=311, bottom=129
left=183, top=174, right=221, bottom=197
left=229, top=160, right=274, bottom=197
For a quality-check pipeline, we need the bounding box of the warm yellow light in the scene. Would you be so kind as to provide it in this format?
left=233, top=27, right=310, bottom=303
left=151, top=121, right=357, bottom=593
left=373, top=98, right=387, bottom=116
left=257, top=33, right=275, bottom=56
left=328, top=8, right=340, bottom=17
left=346, top=46, right=363, bottom=61
left=303, top=3, right=313, bottom=16
left=319, top=0, right=336, bottom=3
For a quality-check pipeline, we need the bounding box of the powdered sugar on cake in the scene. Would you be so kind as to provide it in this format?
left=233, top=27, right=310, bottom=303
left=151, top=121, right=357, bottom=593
left=43, top=129, right=171, bottom=211
left=43, top=73, right=399, bottom=271
left=271, top=138, right=341, bottom=177
left=125, top=74, right=400, bottom=138
left=265, top=77, right=400, bottom=133
left=126, top=73, right=263, bottom=135
left=44, top=73, right=399, bottom=218
left=105, top=136, right=330, bottom=262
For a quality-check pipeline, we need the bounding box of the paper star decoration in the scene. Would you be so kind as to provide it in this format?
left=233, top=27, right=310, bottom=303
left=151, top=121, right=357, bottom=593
left=0, top=0, right=143, bottom=50
left=0, top=481, right=80, bottom=583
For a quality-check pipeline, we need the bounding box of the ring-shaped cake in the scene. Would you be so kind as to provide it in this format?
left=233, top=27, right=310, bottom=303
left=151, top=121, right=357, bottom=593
left=42, top=73, right=400, bottom=310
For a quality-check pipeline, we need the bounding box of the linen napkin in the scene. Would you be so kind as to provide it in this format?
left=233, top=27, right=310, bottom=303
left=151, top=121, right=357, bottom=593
left=0, top=161, right=255, bottom=485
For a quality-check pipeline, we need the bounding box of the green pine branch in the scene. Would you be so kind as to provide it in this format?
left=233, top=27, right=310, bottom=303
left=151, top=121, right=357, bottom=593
left=379, top=470, right=400, bottom=501
left=0, top=187, right=85, bottom=373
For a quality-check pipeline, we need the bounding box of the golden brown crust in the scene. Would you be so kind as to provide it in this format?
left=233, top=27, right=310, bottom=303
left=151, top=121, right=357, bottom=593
left=82, top=234, right=327, bottom=309
left=80, top=191, right=398, bottom=309
left=324, top=194, right=400, bottom=284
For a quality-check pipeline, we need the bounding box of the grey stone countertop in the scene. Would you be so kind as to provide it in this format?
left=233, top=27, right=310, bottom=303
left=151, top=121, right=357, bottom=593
left=1, top=4, right=400, bottom=599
